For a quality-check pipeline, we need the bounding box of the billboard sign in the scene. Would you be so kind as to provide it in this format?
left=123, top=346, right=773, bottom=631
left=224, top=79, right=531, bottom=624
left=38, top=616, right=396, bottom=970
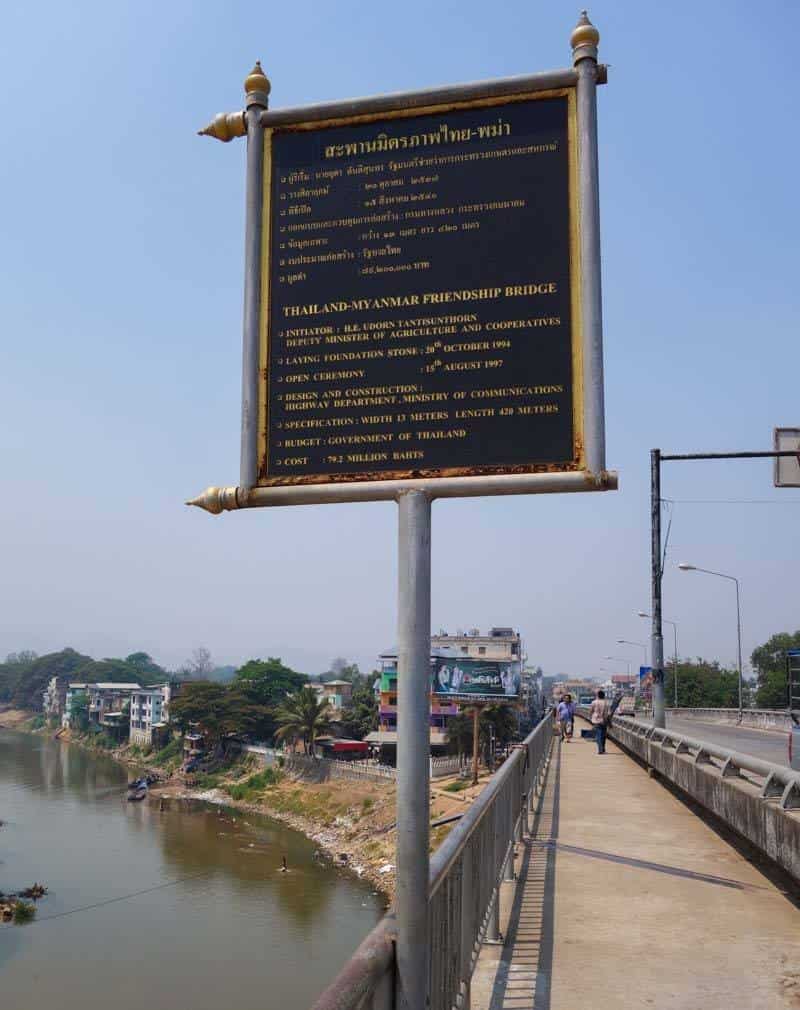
left=432, top=658, right=520, bottom=700
left=256, top=91, right=586, bottom=489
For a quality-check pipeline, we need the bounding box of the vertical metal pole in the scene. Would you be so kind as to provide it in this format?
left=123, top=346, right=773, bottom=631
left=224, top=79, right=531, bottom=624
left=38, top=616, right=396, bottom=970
left=735, top=578, right=743, bottom=718
left=673, top=624, right=679, bottom=707
left=240, top=68, right=270, bottom=489
left=396, top=490, right=431, bottom=1010
left=471, top=706, right=480, bottom=786
left=651, top=449, right=666, bottom=728
left=572, top=13, right=605, bottom=477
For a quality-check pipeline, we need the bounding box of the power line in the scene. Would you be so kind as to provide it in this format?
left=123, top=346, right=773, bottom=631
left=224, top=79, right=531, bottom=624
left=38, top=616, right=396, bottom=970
left=7, top=869, right=216, bottom=927
left=662, top=498, right=799, bottom=505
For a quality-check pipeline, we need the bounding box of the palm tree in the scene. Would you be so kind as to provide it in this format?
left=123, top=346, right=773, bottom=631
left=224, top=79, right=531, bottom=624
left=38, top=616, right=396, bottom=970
left=446, top=712, right=474, bottom=765
left=274, top=686, right=333, bottom=755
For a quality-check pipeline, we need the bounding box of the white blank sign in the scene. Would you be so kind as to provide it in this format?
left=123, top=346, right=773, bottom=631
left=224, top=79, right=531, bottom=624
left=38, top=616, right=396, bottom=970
left=774, top=427, right=800, bottom=487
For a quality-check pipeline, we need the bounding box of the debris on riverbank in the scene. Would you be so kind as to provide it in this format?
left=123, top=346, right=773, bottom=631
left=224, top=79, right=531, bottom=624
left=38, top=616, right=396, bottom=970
left=1, top=885, right=47, bottom=924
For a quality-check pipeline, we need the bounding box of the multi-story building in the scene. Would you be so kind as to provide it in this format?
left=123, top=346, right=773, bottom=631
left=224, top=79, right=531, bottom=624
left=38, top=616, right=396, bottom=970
left=313, top=680, right=353, bottom=711
left=368, top=627, right=524, bottom=757
left=62, top=682, right=141, bottom=729
left=431, top=628, right=523, bottom=676
left=129, top=684, right=172, bottom=747
left=42, top=676, right=71, bottom=721
left=89, top=683, right=141, bottom=727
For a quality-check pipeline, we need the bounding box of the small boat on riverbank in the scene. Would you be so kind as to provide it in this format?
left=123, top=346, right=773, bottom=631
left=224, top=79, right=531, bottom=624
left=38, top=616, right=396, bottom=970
left=127, top=777, right=150, bottom=802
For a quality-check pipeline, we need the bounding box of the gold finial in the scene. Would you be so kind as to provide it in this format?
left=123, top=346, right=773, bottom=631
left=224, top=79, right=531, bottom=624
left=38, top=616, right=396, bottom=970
left=571, top=10, right=600, bottom=58
left=186, top=487, right=224, bottom=514
left=185, top=485, right=241, bottom=513
left=244, top=60, right=271, bottom=97
left=197, top=111, right=246, bottom=142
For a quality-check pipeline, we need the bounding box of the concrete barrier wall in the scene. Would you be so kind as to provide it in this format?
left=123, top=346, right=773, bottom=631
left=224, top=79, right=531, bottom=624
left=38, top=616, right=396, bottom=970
left=607, top=718, right=800, bottom=883
left=666, top=708, right=793, bottom=733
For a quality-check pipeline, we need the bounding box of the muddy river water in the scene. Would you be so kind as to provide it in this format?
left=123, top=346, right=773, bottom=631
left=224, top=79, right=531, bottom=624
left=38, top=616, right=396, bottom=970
left=0, top=728, right=382, bottom=1010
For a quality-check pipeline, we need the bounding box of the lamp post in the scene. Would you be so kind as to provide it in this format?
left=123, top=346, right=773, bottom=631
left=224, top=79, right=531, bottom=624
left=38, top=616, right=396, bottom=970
left=617, top=639, right=648, bottom=667
left=603, top=656, right=631, bottom=678
left=638, top=612, right=679, bottom=706
left=678, top=563, right=743, bottom=718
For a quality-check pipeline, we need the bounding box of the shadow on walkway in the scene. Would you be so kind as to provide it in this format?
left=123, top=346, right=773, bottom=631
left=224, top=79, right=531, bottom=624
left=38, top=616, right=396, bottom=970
left=532, top=840, right=765, bottom=892
left=487, top=740, right=561, bottom=1010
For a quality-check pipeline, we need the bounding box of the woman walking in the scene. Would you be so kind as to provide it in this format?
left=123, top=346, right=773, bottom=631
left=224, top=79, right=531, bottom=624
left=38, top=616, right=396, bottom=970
left=590, top=689, right=610, bottom=754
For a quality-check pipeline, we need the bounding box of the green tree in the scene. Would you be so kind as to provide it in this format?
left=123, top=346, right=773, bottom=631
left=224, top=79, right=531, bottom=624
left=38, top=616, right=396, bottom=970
left=124, top=652, right=166, bottom=679
left=750, top=631, right=800, bottom=708
left=235, top=657, right=307, bottom=705
left=169, top=681, right=270, bottom=744
left=70, top=691, right=90, bottom=732
left=274, top=686, right=333, bottom=754
left=446, top=712, right=474, bottom=759
left=7, top=648, right=94, bottom=709
left=479, top=704, right=518, bottom=753
left=338, top=682, right=378, bottom=740
left=664, top=658, right=740, bottom=708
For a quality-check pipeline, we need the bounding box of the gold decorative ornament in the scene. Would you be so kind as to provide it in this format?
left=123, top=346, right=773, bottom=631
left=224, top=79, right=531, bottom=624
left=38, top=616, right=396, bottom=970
left=570, top=10, right=600, bottom=51
left=197, top=111, right=246, bottom=142
left=244, top=60, right=271, bottom=97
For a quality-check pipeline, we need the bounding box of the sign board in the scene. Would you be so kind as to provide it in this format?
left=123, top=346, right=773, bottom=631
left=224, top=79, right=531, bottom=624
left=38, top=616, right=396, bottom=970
left=774, top=428, right=800, bottom=487
left=432, top=658, right=520, bottom=700
left=257, top=91, right=583, bottom=488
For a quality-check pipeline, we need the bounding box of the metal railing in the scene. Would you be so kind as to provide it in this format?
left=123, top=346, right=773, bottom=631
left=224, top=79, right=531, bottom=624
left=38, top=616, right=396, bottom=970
left=608, top=714, right=800, bottom=810
left=310, top=713, right=554, bottom=1010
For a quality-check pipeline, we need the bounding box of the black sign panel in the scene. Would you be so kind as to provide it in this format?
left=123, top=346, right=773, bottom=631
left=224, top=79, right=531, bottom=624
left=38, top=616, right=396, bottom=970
left=259, top=92, right=580, bottom=485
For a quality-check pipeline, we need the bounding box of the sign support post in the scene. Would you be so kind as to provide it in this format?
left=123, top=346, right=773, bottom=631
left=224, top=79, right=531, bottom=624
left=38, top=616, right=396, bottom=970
left=396, top=490, right=431, bottom=1010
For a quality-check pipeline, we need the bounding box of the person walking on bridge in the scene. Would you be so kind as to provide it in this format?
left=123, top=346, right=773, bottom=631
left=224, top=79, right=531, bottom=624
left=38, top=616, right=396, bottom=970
left=556, top=694, right=574, bottom=743
left=590, top=689, right=610, bottom=754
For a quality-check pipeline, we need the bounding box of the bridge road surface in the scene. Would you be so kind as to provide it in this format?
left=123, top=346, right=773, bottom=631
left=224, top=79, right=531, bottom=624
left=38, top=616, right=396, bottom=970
left=470, top=731, right=800, bottom=1010
left=643, top=715, right=789, bottom=766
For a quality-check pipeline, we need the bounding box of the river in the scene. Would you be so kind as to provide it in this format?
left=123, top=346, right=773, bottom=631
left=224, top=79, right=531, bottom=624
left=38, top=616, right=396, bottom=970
left=0, top=728, right=383, bottom=1010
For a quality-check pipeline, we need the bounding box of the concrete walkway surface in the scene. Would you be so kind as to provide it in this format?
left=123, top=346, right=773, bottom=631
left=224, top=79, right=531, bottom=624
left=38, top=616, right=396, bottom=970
left=470, top=730, right=800, bottom=1010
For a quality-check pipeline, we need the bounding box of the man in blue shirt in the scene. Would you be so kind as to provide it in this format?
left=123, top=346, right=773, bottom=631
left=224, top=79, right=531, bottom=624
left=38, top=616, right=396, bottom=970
left=556, top=693, right=575, bottom=743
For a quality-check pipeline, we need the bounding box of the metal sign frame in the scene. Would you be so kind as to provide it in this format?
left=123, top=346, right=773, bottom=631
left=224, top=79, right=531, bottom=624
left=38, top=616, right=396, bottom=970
left=189, top=31, right=615, bottom=515
left=774, top=428, right=800, bottom=488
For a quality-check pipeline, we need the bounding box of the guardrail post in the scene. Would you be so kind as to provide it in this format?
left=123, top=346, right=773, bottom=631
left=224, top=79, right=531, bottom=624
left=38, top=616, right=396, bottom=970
left=459, top=847, right=474, bottom=1010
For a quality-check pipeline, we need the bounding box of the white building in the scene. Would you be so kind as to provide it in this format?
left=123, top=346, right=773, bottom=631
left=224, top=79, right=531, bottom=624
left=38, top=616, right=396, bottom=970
left=62, top=682, right=141, bottom=729
left=43, top=676, right=70, bottom=721
left=129, top=684, right=172, bottom=747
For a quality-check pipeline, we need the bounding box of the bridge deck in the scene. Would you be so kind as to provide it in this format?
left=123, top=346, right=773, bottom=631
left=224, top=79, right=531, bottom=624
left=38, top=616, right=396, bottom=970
left=470, top=729, right=800, bottom=1010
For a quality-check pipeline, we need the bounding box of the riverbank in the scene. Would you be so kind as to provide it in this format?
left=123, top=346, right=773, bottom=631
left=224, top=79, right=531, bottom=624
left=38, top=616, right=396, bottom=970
left=0, top=707, right=35, bottom=729
left=1, top=708, right=482, bottom=901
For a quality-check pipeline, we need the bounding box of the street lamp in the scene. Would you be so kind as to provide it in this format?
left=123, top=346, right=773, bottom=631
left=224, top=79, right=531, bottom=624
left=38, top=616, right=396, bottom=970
left=617, top=639, right=648, bottom=666
left=638, top=611, right=679, bottom=706
left=603, top=656, right=631, bottom=677
left=678, top=562, right=743, bottom=718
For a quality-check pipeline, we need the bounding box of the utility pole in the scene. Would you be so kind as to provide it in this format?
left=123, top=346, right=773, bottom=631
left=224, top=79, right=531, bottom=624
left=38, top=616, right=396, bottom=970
left=651, top=449, right=666, bottom=728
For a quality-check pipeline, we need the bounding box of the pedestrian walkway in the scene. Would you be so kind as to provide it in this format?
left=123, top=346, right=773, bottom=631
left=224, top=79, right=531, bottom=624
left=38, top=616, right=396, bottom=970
left=470, top=728, right=800, bottom=1010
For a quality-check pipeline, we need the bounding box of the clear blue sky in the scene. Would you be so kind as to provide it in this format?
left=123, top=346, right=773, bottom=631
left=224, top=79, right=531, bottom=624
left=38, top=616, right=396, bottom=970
left=2, top=1, right=798, bottom=678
